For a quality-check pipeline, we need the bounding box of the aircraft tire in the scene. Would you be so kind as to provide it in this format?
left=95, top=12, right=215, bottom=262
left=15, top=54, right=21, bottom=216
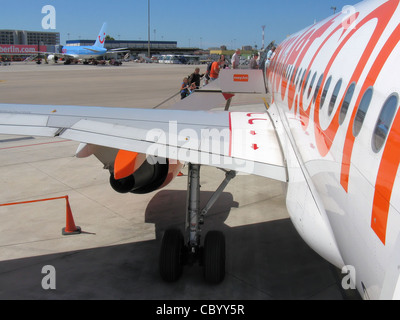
left=159, top=229, right=184, bottom=282
left=203, top=231, right=225, bottom=284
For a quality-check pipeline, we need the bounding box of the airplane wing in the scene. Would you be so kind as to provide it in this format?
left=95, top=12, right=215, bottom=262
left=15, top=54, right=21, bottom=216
left=107, top=48, right=130, bottom=53
left=83, top=48, right=104, bottom=53
left=30, top=51, right=77, bottom=59
left=0, top=103, right=287, bottom=182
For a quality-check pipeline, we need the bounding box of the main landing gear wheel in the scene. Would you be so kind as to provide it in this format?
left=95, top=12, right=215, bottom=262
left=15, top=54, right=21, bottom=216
left=159, top=229, right=184, bottom=282
left=159, top=163, right=236, bottom=284
left=203, top=231, right=226, bottom=284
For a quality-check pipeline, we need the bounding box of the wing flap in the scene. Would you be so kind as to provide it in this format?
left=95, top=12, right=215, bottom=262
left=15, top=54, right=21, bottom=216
left=217, top=69, right=266, bottom=94
left=165, top=91, right=230, bottom=111
left=0, top=125, right=59, bottom=137
left=0, top=113, right=49, bottom=126
left=0, top=112, right=59, bottom=136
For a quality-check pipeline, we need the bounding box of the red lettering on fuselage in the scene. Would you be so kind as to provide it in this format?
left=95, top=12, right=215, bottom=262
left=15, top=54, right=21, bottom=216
left=267, top=0, right=400, bottom=244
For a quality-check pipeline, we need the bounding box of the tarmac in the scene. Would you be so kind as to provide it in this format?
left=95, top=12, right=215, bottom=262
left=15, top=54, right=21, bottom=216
left=0, top=61, right=360, bottom=300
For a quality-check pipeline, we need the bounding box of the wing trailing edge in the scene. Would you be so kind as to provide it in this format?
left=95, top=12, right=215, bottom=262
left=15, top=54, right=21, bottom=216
left=0, top=104, right=287, bottom=182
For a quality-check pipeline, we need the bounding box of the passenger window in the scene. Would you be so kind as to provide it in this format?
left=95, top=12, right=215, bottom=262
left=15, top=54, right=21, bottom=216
left=303, top=70, right=311, bottom=94
left=289, top=66, right=295, bottom=82
left=296, top=68, right=302, bottom=87
left=339, top=82, right=356, bottom=125
left=313, top=73, right=324, bottom=104
left=299, top=69, right=306, bottom=91
left=286, top=65, right=291, bottom=79
left=320, top=76, right=332, bottom=109
left=373, top=94, right=398, bottom=152
left=328, top=79, right=342, bottom=116
left=307, top=72, right=317, bottom=99
left=292, top=67, right=298, bottom=84
left=353, top=87, right=373, bottom=137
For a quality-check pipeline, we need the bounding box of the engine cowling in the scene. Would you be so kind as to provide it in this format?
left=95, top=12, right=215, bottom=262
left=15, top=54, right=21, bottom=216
left=110, top=154, right=183, bottom=194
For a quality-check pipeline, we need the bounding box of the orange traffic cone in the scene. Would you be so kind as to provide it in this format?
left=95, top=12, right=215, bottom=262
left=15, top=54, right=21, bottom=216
left=62, top=196, right=81, bottom=235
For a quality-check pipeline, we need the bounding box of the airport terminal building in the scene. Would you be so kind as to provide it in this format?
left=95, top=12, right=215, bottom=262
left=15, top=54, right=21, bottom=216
left=0, top=29, right=60, bottom=57
left=0, top=29, right=60, bottom=46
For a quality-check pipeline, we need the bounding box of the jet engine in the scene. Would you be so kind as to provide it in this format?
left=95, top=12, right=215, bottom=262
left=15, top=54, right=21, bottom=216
left=109, top=150, right=183, bottom=194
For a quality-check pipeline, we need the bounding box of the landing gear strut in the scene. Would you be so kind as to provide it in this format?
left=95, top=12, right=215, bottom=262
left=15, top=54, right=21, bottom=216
left=159, top=163, right=236, bottom=283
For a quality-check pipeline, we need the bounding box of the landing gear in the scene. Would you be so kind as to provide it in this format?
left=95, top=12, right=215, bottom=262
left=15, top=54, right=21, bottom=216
left=159, top=229, right=184, bottom=282
left=159, top=163, right=236, bottom=284
left=203, top=230, right=226, bottom=283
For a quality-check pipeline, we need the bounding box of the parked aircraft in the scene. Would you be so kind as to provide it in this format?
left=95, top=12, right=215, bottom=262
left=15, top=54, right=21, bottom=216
left=47, top=23, right=127, bottom=64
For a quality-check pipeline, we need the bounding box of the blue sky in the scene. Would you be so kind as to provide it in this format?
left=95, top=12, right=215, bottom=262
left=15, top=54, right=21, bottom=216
left=1, top=0, right=362, bottom=49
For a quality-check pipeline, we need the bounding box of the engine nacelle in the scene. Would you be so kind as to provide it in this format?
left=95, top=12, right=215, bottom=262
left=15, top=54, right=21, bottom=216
left=110, top=156, right=183, bottom=194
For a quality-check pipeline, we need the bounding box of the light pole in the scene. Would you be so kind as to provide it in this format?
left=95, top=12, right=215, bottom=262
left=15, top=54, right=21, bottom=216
left=261, top=25, right=265, bottom=50
left=148, top=0, right=151, bottom=57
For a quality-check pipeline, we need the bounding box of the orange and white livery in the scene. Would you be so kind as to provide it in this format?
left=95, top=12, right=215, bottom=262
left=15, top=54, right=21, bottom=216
left=264, top=0, right=400, bottom=299
left=0, top=0, right=399, bottom=299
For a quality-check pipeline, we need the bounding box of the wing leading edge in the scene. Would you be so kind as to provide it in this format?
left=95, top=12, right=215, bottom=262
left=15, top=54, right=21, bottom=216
left=0, top=103, right=287, bottom=182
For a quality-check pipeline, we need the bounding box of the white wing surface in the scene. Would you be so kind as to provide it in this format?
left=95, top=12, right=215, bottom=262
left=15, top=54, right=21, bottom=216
left=0, top=103, right=287, bottom=182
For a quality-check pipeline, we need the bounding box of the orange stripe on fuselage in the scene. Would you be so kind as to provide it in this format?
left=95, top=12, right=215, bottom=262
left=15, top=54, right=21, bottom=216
left=268, top=0, right=400, bottom=245
left=339, top=0, right=400, bottom=192
left=372, top=106, right=400, bottom=245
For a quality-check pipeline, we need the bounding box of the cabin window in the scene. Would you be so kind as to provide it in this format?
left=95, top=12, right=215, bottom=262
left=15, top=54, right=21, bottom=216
left=296, top=68, right=303, bottom=87
left=328, top=79, right=342, bottom=116
left=303, top=70, right=311, bottom=94
left=299, top=69, right=306, bottom=91
left=320, top=76, right=332, bottom=109
left=292, top=67, right=298, bottom=84
left=372, top=94, right=398, bottom=152
left=353, top=87, right=373, bottom=137
left=307, top=72, right=317, bottom=99
left=339, top=82, right=356, bottom=125
left=313, top=73, right=324, bottom=104
left=289, top=66, right=295, bottom=82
